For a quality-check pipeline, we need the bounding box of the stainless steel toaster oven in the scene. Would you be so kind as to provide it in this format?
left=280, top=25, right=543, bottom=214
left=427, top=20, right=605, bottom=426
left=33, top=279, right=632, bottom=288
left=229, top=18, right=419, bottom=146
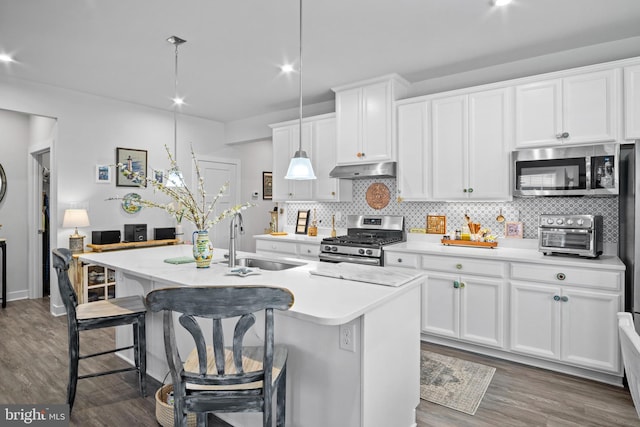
left=538, top=214, right=603, bottom=258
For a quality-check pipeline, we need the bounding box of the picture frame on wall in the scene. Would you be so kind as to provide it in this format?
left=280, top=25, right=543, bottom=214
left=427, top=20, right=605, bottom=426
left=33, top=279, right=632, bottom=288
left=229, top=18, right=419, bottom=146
left=116, top=147, right=147, bottom=187
left=263, top=171, right=273, bottom=200
left=505, top=221, right=524, bottom=238
left=95, top=164, right=112, bottom=184
left=295, top=210, right=310, bottom=235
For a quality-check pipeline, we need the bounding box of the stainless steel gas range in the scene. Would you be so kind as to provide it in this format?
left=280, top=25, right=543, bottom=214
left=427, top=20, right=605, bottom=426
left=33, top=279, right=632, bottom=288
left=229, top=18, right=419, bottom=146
left=319, top=215, right=405, bottom=266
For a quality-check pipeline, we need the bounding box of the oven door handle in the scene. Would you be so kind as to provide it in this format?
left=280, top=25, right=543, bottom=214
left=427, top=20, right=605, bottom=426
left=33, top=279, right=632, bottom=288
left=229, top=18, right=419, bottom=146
left=540, top=228, right=592, bottom=234
left=319, top=253, right=381, bottom=266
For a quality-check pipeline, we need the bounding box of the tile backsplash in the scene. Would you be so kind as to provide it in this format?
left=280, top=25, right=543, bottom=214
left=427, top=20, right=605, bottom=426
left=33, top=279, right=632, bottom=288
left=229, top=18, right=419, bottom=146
left=285, top=178, right=619, bottom=243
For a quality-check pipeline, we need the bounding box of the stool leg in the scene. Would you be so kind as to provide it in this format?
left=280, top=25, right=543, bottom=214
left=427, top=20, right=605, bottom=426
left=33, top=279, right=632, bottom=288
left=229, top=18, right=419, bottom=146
left=276, top=364, right=286, bottom=427
left=137, top=314, right=147, bottom=397
left=67, top=325, right=80, bottom=412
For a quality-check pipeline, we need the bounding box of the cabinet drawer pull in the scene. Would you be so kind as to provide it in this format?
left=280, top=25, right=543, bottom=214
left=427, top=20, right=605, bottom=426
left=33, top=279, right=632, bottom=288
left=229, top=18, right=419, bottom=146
left=397, top=258, right=403, bottom=263
left=455, top=263, right=462, bottom=270
left=561, top=296, right=569, bottom=302
left=307, top=249, right=311, bottom=253
left=556, top=273, right=566, bottom=281
left=554, top=295, right=561, bottom=301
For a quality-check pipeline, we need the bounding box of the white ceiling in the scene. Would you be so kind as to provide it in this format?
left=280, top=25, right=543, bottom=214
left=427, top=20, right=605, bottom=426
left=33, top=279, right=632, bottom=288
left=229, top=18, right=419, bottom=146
left=2, top=0, right=640, bottom=123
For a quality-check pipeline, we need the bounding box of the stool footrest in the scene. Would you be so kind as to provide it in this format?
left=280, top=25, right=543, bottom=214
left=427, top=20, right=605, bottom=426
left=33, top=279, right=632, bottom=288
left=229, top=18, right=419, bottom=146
left=79, top=345, right=134, bottom=360
left=78, top=366, right=138, bottom=380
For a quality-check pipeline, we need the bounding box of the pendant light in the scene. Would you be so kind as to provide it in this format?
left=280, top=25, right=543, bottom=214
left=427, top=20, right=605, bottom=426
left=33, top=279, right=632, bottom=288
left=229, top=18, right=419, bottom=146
left=285, top=0, right=316, bottom=180
left=166, top=35, right=186, bottom=187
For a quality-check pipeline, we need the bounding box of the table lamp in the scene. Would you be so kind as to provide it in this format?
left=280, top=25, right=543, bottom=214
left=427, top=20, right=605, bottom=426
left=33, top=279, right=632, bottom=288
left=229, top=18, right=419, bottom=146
left=62, top=209, right=90, bottom=254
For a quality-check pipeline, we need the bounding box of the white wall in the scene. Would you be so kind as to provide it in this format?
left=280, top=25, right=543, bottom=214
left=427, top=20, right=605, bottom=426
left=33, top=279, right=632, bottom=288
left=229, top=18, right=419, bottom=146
left=231, top=139, right=276, bottom=253
left=0, top=109, right=30, bottom=302
left=0, top=75, right=232, bottom=314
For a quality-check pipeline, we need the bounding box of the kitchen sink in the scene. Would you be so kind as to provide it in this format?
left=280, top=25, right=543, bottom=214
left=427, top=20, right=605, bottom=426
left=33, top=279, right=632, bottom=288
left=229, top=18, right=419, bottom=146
left=222, top=257, right=304, bottom=271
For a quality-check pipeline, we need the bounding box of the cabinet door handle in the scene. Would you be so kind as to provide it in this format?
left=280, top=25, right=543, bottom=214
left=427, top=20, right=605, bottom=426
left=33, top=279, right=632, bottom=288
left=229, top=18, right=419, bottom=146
left=331, top=191, right=335, bottom=196
left=556, top=273, right=566, bottom=281
left=468, top=188, right=473, bottom=193
left=453, top=280, right=460, bottom=289
left=556, top=132, right=570, bottom=139
left=397, top=196, right=404, bottom=203
left=460, top=282, right=465, bottom=288
left=553, top=295, right=561, bottom=301
left=455, top=263, right=462, bottom=270
left=307, top=249, right=311, bottom=253
left=356, top=152, right=363, bottom=158
left=463, top=188, right=468, bottom=193
left=561, top=296, right=569, bottom=302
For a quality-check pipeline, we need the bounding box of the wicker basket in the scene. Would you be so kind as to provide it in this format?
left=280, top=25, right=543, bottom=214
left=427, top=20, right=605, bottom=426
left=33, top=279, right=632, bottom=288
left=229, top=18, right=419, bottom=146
left=155, top=384, right=197, bottom=427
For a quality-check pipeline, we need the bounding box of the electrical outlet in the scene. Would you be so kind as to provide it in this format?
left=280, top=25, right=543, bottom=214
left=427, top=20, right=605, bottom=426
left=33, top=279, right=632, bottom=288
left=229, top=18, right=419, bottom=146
left=339, top=322, right=356, bottom=352
left=335, top=211, right=342, bottom=222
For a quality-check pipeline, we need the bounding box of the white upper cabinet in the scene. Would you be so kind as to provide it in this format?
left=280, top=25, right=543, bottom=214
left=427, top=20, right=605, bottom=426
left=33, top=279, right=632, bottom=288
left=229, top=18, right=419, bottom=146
left=396, top=100, right=431, bottom=201
left=431, top=88, right=511, bottom=201
left=515, top=69, right=618, bottom=148
left=272, top=124, right=313, bottom=201
left=624, top=64, right=640, bottom=140
left=271, top=114, right=351, bottom=202
left=333, top=75, right=409, bottom=165
left=311, top=116, right=352, bottom=202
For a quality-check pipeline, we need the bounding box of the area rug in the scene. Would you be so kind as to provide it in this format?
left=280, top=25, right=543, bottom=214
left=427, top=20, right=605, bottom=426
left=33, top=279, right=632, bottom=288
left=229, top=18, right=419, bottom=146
left=420, top=350, right=496, bottom=415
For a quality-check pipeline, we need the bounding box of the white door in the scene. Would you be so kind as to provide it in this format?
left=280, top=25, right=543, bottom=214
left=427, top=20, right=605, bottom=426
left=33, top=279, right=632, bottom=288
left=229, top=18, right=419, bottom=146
left=459, top=275, right=504, bottom=348
left=515, top=79, right=562, bottom=148
left=468, top=88, right=511, bottom=200
left=196, top=158, right=240, bottom=250
left=510, top=281, right=561, bottom=359
left=563, top=69, right=617, bottom=144
left=560, top=287, right=621, bottom=373
left=431, top=95, right=468, bottom=200
left=397, top=101, right=430, bottom=201
left=421, top=273, right=459, bottom=338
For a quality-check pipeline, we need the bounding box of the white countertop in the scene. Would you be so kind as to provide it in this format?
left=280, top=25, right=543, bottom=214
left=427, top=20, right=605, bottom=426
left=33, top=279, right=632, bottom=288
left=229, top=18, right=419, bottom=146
left=253, top=233, right=328, bottom=243
left=79, top=245, right=423, bottom=326
left=385, top=240, right=625, bottom=271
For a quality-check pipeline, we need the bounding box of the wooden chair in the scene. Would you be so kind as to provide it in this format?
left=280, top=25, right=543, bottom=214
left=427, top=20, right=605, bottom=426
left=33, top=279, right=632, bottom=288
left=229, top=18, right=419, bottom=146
left=145, top=285, right=294, bottom=427
left=51, top=248, right=147, bottom=411
left=617, top=312, right=640, bottom=419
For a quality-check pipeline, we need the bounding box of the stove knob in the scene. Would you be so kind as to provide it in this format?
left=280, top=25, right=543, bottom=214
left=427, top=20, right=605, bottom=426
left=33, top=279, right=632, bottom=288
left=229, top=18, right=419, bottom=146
left=358, top=249, right=365, bottom=255
left=556, top=218, right=564, bottom=225
left=331, top=246, right=338, bottom=252
left=566, top=219, right=574, bottom=225
left=366, top=249, right=373, bottom=255
left=547, top=218, right=554, bottom=225
left=577, top=218, right=584, bottom=226
left=324, top=245, right=332, bottom=251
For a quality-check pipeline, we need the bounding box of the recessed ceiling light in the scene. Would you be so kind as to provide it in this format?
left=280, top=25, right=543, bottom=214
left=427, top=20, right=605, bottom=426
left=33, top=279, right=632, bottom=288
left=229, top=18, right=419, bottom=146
left=0, top=54, right=14, bottom=63
left=172, top=97, right=184, bottom=106
left=281, top=64, right=294, bottom=73
left=493, top=0, right=512, bottom=6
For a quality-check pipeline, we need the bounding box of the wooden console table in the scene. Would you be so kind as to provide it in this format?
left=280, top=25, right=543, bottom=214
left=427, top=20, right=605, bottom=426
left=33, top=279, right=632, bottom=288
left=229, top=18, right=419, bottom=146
left=86, top=239, right=179, bottom=252
left=1, top=239, right=6, bottom=308
left=72, top=239, right=180, bottom=303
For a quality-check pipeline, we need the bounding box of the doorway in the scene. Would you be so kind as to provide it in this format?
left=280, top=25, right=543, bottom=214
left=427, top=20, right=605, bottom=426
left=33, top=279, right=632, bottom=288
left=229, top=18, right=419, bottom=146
left=196, top=156, right=241, bottom=248
left=32, top=150, right=51, bottom=297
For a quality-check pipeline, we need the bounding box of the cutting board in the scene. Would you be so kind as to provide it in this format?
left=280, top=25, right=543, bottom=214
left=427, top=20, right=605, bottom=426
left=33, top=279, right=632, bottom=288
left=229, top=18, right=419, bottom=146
left=309, top=262, right=423, bottom=287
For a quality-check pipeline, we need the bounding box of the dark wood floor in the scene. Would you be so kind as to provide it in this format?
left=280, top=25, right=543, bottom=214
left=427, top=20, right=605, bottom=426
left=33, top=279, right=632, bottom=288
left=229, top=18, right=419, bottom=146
left=1, top=298, right=639, bottom=426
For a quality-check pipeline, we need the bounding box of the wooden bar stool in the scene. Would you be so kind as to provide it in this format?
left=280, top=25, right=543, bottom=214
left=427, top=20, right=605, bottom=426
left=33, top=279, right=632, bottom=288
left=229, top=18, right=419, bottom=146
left=146, top=285, right=294, bottom=427
left=52, top=248, right=147, bottom=411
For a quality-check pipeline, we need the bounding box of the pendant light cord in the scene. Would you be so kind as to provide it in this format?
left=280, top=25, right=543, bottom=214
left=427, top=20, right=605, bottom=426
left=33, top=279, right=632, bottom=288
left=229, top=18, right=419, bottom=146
left=174, top=42, right=179, bottom=162
left=298, top=0, right=303, bottom=154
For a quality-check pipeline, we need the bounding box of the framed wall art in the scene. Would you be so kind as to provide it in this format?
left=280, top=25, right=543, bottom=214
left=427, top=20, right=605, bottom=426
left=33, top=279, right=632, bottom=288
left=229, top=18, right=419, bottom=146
left=116, top=147, right=147, bottom=187
left=95, top=164, right=111, bottom=184
left=505, top=221, right=524, bottom=239
left=295, top=210, right=310, bottom=235
left=262, top=171, right=272, bottom=200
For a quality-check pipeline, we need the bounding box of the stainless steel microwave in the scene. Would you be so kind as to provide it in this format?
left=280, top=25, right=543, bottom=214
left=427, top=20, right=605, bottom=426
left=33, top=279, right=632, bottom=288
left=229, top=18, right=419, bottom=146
left=512, top=144, right=619, bottom=197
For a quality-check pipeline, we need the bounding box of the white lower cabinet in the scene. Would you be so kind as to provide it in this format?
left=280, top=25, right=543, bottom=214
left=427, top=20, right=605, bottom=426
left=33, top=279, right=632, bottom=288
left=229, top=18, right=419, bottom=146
left=510, top=280, right=621, bottom=373
left=422, top=273, right=504, bottom=348
left=255, top=237, right=320, bottom=261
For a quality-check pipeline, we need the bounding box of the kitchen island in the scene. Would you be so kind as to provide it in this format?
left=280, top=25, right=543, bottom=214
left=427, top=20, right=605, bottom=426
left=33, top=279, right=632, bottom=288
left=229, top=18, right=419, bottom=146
left=80, top=245, right=423, bottom=427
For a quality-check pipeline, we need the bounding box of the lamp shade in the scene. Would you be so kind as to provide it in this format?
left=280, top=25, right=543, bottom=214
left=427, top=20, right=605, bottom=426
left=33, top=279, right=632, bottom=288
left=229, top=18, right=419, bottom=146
left=284, top=151, right=316, bottom=180
left=62, top=209, right=90, bottom=229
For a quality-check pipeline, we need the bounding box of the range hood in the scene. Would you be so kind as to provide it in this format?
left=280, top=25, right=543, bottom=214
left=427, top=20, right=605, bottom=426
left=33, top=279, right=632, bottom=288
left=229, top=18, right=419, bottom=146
left=329, top=162, right=396, bottom=179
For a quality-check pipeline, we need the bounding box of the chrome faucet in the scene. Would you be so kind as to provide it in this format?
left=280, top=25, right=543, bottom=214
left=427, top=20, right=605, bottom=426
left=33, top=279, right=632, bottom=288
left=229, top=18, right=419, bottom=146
left=228, top=212, right=244, bottom=267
